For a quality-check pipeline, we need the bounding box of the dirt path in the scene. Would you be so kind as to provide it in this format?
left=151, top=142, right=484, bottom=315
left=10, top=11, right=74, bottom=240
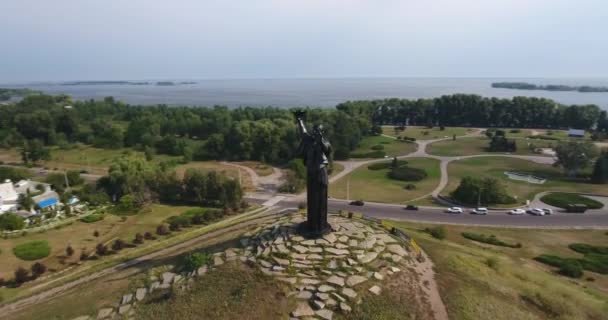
left=221, top=162, right=284, bottom=193
left=414, top=251, right=449, bottom=320
left=0, top=209, right=281, bottom=317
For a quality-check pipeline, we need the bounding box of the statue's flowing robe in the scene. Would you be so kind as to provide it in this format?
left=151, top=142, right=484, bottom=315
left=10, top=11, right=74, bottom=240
left=298, top=131, right=331, bottom=234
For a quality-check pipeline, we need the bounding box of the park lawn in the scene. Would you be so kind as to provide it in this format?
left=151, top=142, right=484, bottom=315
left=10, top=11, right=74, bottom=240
left=45, top=145, right=181, bottom=175
left=175, top=161, right=254, bottom=191
left=443, top=157, right=608, bottom=206
left=385, top=220, right=608, bottom=320
left=382, top=125, right=472, bottom=140
left=0, top=148, right=21, bottom=164
left=330, top=158, right=440, bottom=204
left=427, top=136, right=557, bottom=157
left=330, top=162, right=345, bottom=178
left=350, top=135, right=417, bottom=158
left=0, top=204, right=197, bottom=280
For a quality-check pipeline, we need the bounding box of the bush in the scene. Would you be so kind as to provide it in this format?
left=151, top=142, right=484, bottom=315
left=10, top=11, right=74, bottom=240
left=156, top=224, right=170, bottom=236
left=66, top=245, right=74, bottom=257
left=93, top=230, right=100, bottom=237
left=183, top=252, right=213, bottom=271
left=559, top=261, right=584, bottom=278
left=111, top=239, right=126, bottom=251
left=14, top=267, right=29, bottom=284
left=540, top=193, right=603, bottom=209
left=462, top=232, right=522, bottom=248
left=133, top=233, right=144, bottom=244
left=144, top=231, right=155, bottom=240
left=370, top=144, right=385, bottom=151
left=425, top=226, right=447, bottom=240
left=13, top=241, right=51, bottom=261
left=404, top=184, right=416, bottom=190
left=486, top=257, right=500, bottom=270
left=96, top=243, right=108, bottom=256
left=350, top=151, right=386, bottom=159
left=167, top=215, right=192, bottom=230
left=31, top=262, right=47, bottom=277
left=80, top=214, right=104, bottom=223
left=0, top=213, right=25, bottom=231
left=568, top=243, right=608, bottom=255
left=79, top=250, right=89, bottom=261
left=367, top=160, right=408, bottom=171
left=387, top=166, right=427, bottom=181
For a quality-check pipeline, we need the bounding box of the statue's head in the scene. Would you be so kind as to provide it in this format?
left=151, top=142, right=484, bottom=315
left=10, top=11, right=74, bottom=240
left=313, top=124, right=323, bottom=135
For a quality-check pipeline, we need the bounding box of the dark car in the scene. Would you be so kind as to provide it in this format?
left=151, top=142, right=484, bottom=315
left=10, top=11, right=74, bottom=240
left=349, top=200, right=365, bottom=206
left=405, top=205, right=419, bottom=210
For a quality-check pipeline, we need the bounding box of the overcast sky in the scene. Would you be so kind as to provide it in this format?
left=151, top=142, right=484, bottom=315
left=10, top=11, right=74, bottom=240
left=1, top=0, right=607, bottom=81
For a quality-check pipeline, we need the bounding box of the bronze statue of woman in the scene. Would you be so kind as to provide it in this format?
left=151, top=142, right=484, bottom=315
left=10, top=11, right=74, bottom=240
left=294, top=110, right=332, bottom=237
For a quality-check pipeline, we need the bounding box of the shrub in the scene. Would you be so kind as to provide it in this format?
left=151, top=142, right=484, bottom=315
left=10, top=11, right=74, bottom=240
left=568, top=243, right=608, bottom=255
left=559, top=261, right=583, bottom=278
left=425, top=226, right=446, bottom=240
left=349, top=151, right=386, bottom=159
left=93, top=230, right=100, bottom=237
left=387, top=166, right=427, bottom=181
left=31, top=262, right=47, bottom=277
left=66, top=245, right=74, bottom=257
left=133, top=233, right=144, bottom=244
left=156, top=224, right=170, bottom=236
left=0, top=213, right=25, bottom=231
left=462, top=232, right=522, bottom=248
left=367, top=160, right=408, bottom=171
left=13, top=241, right=51, bottom=261
left=80, top=250, right=89, bottom=261
left=144, top=231, right=155, bottom=240
left=167, top=215, right=192, bottom=230
left=486, top=257, right=500, bottom=270
left=14, top=267, right=29, bottom=284
left=80, top=214, right=104, bottom=223
left=183, top=252, right=213, bottom=271
left=370, top=144, right=385, bottom=151
left=111, top=239, right=126, bottom=251
left=540, top=193, right=603, bottom=210
left=96, top=243, right=108, bottom=256
left=404, top=184, right=416, bottom=190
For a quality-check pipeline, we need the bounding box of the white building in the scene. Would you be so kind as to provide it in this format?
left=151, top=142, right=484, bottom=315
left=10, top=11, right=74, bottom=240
left=0, top=179, right=19, bottom=213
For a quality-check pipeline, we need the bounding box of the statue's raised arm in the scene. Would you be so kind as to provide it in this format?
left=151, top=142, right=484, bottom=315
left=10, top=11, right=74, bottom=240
left=294, top=110, right=309, bottom=136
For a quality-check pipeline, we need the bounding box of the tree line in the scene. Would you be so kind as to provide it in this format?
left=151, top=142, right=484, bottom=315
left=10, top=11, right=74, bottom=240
left=0, top=95, right=370, bottom=162
left=337, top=94, right=608, bottom=132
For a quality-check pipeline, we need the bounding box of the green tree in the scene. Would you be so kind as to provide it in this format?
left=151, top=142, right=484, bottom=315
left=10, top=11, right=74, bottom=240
left=451, top=176, right=514, bottom=205
left=555, top=141, right=599, bottom=177
left=0, top=213, right=25, bottom=231
left=20, top=139, right=51, bottom=164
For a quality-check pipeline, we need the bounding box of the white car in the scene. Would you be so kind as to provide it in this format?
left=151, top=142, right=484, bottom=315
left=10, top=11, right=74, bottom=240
left=471, top=207, right=488, bottom=215
left=527, top=208, right=545, bottom=216
left=509, top=208, right=525, bottom=215
left=446, top=207, right=463, bottom=214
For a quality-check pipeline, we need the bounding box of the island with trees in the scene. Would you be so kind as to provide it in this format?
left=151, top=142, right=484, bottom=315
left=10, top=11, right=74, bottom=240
left=492, top=82, right=608, bottom=93
left=0, top=88, right=42, bottom=101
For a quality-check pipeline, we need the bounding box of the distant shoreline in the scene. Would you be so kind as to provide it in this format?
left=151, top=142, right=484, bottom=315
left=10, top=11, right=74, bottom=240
left=492, top=82, right=608, bottom=93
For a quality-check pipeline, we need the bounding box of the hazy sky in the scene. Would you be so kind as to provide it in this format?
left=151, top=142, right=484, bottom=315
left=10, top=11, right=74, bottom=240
left=1, top=0, right=607, bottom=81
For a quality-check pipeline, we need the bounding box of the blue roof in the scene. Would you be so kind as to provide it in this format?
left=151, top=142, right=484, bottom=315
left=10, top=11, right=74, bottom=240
left=37, top=198, right=58, bottom=209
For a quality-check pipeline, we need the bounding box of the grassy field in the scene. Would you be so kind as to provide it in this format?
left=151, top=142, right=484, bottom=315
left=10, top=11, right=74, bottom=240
left=350, top=135, right=417, bottom=158
left=443, top=157, right=608, bottom=206
left=427, top=136, right=557, bottom=157
left=382, top=125, right=472, bottom=140
left=385, top=220, right=608, bottom=320
left=137, top=263, right=294, bottom=320
left=330, top=162, right=345, bottom=178
left=330, top=158, right=440, bottom=203
left=0, top=204, right=197, bottom=281
left=174, top=161, right=254, bottom=191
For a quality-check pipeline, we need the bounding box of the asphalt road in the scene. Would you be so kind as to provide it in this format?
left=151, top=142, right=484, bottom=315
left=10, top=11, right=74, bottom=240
left=248, top=197, right=608, bottom=229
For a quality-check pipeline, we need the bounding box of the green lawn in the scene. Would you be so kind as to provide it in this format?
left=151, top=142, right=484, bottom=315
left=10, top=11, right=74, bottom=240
left=382, top=125, right=472, bottom=140
left=330, top=158, right=440, bottom=203
left=428, top=137, right=557, bottom=157
left=443, top=157, right=608, bottom=206
left=350, top=135, right=417, bottom=158
left=540, top=192, right=604, bottom=209
left=385, top=220, right=608, bottom=320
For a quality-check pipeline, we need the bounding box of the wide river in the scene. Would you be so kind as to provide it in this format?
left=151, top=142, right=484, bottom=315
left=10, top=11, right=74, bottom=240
left=3, top=77, right=608, bottom=109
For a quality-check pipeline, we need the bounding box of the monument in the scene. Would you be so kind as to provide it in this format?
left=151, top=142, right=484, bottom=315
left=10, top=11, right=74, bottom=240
left=294, top=110, right=332, bottom=237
